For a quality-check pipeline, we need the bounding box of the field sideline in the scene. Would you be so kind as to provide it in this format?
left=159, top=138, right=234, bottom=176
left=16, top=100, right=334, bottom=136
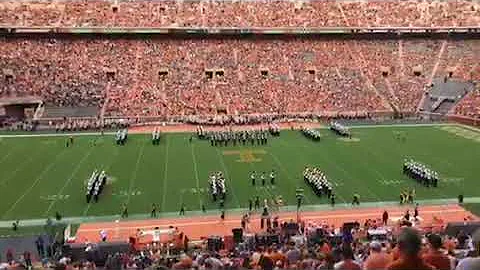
left=0, top=122, right=478, bottom=223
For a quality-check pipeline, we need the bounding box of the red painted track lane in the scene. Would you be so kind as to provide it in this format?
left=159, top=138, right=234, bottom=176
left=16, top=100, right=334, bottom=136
left=74, top=204, right=478, bottom=244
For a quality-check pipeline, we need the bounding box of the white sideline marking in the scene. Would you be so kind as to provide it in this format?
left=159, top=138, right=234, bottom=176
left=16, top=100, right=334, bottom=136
left=160, top=136, right=170, bottom=212
left=0, top=146, right=15, bottom=166
left=190, top=143, right=203, bottom=209
left=126, top=140, right=147, bottom=205
left=215, top=148, right=241, bottom=208
left=44, top=147, right=96, bottom=216
left=2, top=149, right=68, bottom=219
left=2, top=197, right=480, bottom=227
left=0, top=123, right=457, bottom=138
left=0, top=148, right=42, bottom=187
left=81, top=148, right=119, bottom=217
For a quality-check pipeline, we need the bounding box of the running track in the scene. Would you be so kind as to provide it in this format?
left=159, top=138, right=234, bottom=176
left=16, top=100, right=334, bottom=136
left=75, top=204, right=478, bottom=244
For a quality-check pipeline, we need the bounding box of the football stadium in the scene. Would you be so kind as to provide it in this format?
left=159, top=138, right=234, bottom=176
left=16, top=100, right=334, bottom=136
left=0, top=0, right=480, bottom=269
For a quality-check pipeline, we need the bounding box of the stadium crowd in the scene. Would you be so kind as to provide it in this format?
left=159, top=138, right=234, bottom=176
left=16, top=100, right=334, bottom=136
left=454, top=90, right=480, bottom=119
left=1, top=38, right=479, bottom=119
left=3, top=215, right=480, bottom=270
left=0, top=0, right=478, bottom=28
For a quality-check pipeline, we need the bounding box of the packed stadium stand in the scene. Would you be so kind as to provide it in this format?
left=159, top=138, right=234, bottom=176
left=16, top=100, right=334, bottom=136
left=0, top=37, right=479, bottom=118
left=0, top=0, right=478, bottom=28
left=1, top=0, right=480, bottom=269
left=0, top=1, right=478, bottom=121
left=454, top=89, right=480, bottom=119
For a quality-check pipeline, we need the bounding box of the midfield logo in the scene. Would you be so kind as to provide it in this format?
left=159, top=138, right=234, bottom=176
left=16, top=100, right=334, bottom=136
left=223, top=149, right=267, bottom=163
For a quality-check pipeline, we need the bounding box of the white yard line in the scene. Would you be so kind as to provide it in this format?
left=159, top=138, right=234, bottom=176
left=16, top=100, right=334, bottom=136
left=190, top=143, right=203, bottom=209
left=277, top=137, right=347, bottom=204
left=160, top=136, right=170, bottom=212
left=358, top=144, right=398, bottom=186
left=44, top=147, right=96, bottom=216
left=0, top=148, right=43, bottom=187
left=268, top=151, right=313, bottom=205
left=415, top=159, right=451, bottom=200
left=330, top=153, right=382, bottom=202
left=81, top=148, right=120, bottom=217
left=2, top=196, right=479, bottom=227
left=2, top=149, right=68, bottom=219
left=81, top=201, right=93, bottom=217
left=126, top=140, right=147, bottom=205
left=215, top=148, right=241, bottom=208
left=243, top=152, right=275, bottom=205
left=0, top=145, right=16, bottom=166
left=308, top=147, right=361, bottom=204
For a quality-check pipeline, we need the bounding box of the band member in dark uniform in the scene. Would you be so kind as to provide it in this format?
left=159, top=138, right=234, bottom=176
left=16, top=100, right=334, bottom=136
left=404, top=209, right=410, bottom=221
left=121, top=203, right=128, bottom=218
left=254, top=196, right=260, bottom=210
left=352, top=194, right=360, bottom=205
left=151, top=203, right=157, bottom=218
left=382, top=210, right=389, bottom=226
left=414, top=204, right=419, bottom=220
left=270, top=170, right=275, bottom=185
left=179, top=204, right=185, bottom=215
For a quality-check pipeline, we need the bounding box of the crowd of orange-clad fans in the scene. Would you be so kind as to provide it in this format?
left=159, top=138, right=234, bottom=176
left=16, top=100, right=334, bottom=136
left=0, top=0, right=479, bottom=120
left=0, top=0, right=478, bottom=28
left=3, top=216, right=480, bottom=270
left=454, top=90, right=480, bottom=119
left=1, top=37, right=478, bottom=118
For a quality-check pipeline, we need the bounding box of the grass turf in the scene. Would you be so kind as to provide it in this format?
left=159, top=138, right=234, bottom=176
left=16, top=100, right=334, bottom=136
left=0, top=124, right=479, bottom=221
left=463, top=203, right=480, bottom=218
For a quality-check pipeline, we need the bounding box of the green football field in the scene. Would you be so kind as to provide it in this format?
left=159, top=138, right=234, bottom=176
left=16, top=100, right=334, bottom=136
left=0, top=123, right=479, bottom=221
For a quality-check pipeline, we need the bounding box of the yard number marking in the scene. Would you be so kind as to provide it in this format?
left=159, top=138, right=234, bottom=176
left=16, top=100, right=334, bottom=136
left=112, top=190, right=142, bottom=197
left=40, top=195, right=70, bottom=201
left=223, top=149, right=267, bottom=163
left=379, top=180, right=405, bottom=186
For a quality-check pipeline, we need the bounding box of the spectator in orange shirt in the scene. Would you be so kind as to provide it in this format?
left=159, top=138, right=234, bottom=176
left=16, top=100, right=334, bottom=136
left=444, top=236, right=456, bottom=252
left=387, top=227, right=436, bottom=270
left=363, top=241, right=392, bottom=270
left=423, top=234, right=452, bottom=270
left=268, top=246, right=286, bottom=267
left=319, top=239, right=332, bottom=255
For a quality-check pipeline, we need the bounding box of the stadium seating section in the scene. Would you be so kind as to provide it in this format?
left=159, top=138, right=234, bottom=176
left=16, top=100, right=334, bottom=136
left=0, top=0, right=478, bottom=28
left=1, top=38, right=479, bottom=117
left=455, top=90, right=480, bottom=119
left=0, top=1, right=479, bottom=119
